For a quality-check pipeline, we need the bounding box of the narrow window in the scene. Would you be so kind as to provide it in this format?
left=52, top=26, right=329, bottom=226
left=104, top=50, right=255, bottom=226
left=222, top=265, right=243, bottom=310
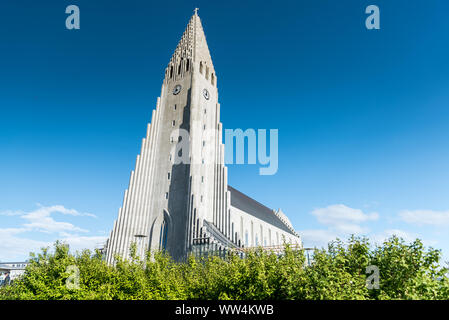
left=211, top=73, right=215, bottom=85
left=251, top=221, right=254, bottom=246
left=186, top=59, right=190, bottom=72
left=206, top=66, right=209, bottom=80
left=200, top=195, right=203, bottom=202
left=170, top=66, right=173, bottom=78
left=193, top=209, right=197, bottom=238
left=178, top=63, right=182, bottom=75
left=240, top=217, right=244, bottom=241
left=199, top=62, right=203, bottom=74
left=201, top=176, right=204, bottom=183
left=203, top=124, right=206, bottom=130
left=174, top=104, right=177, bottom=110
left=172, top=120, right=175, bottom=127
left=159, top=219, right=168, bottom=250
left=202, top=140, right=205, bottom=147
left=167, top=172, right=170, bottom=180
left=165, top=192, right=168, bottom=199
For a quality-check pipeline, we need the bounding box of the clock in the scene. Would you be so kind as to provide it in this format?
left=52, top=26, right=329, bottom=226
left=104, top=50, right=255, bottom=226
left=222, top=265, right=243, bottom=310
left=202, top=88, right=210, bottom=100
left=173, top=84, right=182, bottom=95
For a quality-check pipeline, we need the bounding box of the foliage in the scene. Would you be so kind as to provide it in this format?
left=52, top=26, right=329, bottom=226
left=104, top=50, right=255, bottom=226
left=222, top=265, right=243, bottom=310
left=1, top=236, right=448, bottom=300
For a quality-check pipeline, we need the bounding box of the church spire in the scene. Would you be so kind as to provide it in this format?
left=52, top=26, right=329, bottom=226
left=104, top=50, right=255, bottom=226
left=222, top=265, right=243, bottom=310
left=165, top=10, right=215, bottom=83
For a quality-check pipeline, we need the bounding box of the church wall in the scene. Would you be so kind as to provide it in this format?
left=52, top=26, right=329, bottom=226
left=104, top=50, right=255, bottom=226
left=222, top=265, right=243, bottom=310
left=229, top=205, right=301, bottom=248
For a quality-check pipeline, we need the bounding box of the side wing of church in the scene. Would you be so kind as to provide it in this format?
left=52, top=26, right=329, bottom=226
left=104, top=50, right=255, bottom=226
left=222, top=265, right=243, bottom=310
left=105, top=11, right=301, bottom=264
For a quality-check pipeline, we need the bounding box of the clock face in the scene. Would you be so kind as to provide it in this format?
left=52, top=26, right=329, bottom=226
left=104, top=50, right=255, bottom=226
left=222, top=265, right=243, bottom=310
left=203, top=88, right=210, bottom=100
left=172, top=84, right=182, bottom=95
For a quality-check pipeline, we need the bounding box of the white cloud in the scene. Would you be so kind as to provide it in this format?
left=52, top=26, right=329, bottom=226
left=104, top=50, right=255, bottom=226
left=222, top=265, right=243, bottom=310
left=22, top=217, right=88, bottom=234
left=299, top=229, right=338, bottom=248
left=0, top=205, right=103, bottom=261
left=298, top=204, right=379, bottom=249
left=311, top=204, right=378, bottom=234
left=399, top=209, right=449, bottom=226
left=59, top=235, right=108, bottom=253
left=0, top=229, right=50, bottom=261
left=9, top=205, right=96, bottom=234
left=371, top=229, right=416, bottom=244
left=0, top=210, right=25, bottom=216
left=0, top=232, right=107, bottom=261
left=371, top=229, right=439, bottom=249
left=297, top=205, right=440, bottom=251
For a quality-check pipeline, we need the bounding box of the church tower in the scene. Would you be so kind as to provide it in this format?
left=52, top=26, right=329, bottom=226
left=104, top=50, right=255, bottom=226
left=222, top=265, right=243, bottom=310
left=105, top=10, right=232, bottom=263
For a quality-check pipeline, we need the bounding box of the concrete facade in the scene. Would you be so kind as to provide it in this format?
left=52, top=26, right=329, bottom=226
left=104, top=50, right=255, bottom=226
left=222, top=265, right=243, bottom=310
left=105, top=11, right=301, bottom=264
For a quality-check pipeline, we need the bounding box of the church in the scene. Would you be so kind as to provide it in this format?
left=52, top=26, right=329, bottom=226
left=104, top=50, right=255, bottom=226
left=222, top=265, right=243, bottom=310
left=105, top=11, right=301, bottom=264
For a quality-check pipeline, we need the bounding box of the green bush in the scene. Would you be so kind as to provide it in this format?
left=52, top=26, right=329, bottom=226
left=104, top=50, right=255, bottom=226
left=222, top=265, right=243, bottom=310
left=1, top=236, right=447, bottom=300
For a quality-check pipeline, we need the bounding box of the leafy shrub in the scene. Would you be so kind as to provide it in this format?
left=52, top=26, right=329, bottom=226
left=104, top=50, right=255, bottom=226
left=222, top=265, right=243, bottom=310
left=1, top=236, right=447, bottom=300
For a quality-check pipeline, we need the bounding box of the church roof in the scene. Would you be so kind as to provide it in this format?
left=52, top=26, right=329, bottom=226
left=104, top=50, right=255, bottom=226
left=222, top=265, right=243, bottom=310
left=228, top=186, right=297, bottom=236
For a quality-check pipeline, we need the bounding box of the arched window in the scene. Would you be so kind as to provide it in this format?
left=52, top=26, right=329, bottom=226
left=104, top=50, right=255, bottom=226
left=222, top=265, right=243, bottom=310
left=199, top=62, right=203, bottom=74
left=245, top=231, right=249, bottom=246
left=170, top=66, right=173, bottom=78
left=159, top=219, right=168, bottom=251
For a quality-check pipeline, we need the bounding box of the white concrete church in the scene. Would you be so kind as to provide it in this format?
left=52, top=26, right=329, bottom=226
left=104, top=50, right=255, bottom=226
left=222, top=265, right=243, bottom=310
left=105, top=10, right=301, bottom=264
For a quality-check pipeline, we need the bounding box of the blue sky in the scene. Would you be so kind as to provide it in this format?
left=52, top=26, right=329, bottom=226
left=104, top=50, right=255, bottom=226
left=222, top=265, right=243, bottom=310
left=1, top=0, right=448, bottom=263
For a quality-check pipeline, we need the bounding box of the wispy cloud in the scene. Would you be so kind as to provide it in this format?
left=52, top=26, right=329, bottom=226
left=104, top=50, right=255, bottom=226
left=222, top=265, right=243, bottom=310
left=1, top=204, right=96, bottom=234
left=371, top=229, right=416, bottom=244
left=311, top=204, right=378, bottom=234
left=299, top=229, right=338, bottom=248
left=299, top=204, right=443, bottom=252
left=0, top=205, right=103, bottom=261
left=0, top=210, right=25, bottom=216
left=299, top=204, right=379, bottom=248
left=21, top=205, right=93, bottom=234
left=399, top=209, right=449, bottom=226
left=0, top=232, right=107, bottom=261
